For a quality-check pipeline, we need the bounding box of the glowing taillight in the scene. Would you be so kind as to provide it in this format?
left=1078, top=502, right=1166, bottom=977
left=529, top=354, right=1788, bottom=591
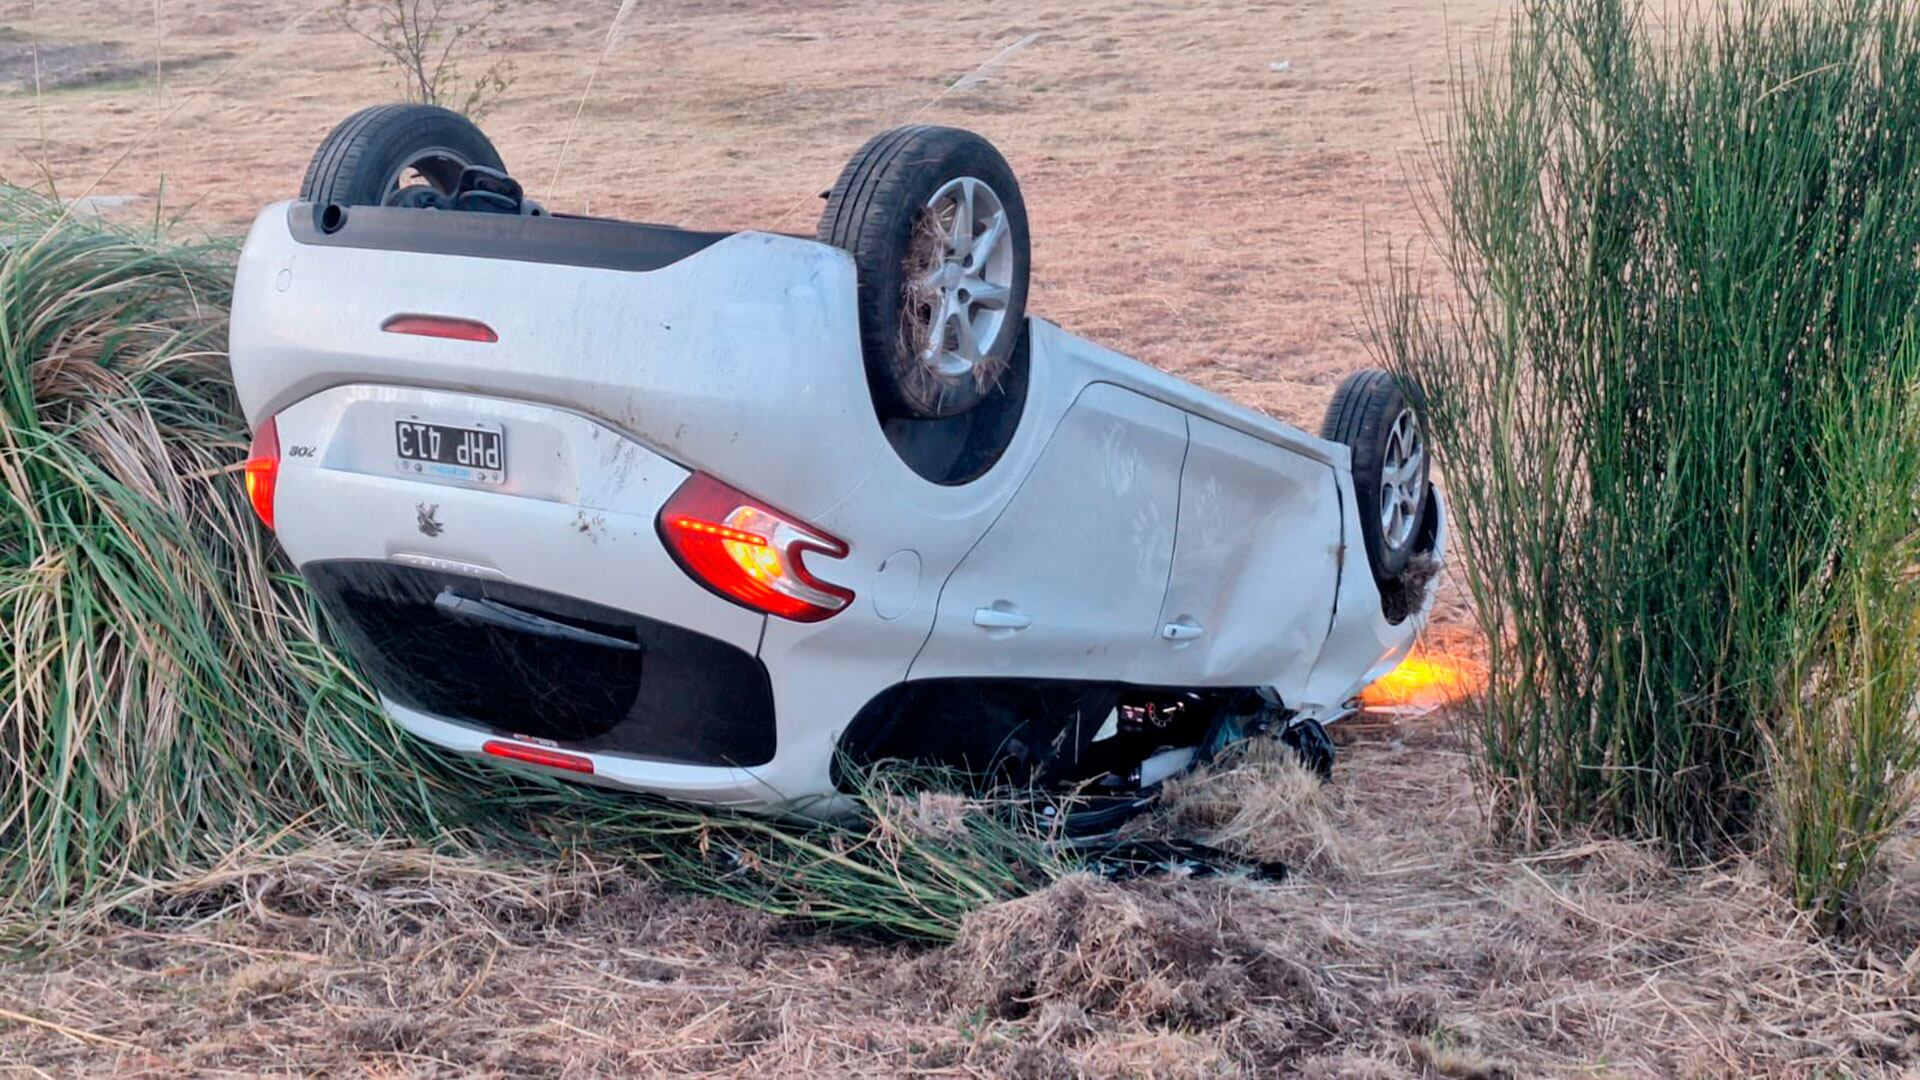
left=382, top=314, right=498, bottom=342
left=657, top=473, right=853, bottom=623
left=482, top=740, right=594, bottom=774
left=244, top=417, right=280, bottom=531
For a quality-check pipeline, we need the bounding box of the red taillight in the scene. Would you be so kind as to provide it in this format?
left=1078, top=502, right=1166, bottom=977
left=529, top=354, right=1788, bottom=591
left=657, top=473, right=854, bottom=623
left=244, top=417, right=280, bottom=531
left=382, top=314, right=498, bottom=343
left=482, top=740, right=595, bottom=774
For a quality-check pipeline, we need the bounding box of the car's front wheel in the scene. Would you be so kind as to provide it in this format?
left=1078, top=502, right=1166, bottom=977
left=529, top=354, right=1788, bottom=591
left=1322, top=369, right=1432, bottom=583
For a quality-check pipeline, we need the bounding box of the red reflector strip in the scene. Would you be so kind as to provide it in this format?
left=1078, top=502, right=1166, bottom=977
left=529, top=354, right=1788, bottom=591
left=482, top=740, right=594, bottom=774
left=666, top=515, right=770, bottom=546
left=382, top=314, right=499, bottom=343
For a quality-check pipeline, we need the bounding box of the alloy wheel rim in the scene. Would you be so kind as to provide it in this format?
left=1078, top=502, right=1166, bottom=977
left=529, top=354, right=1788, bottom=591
left=910, top=176, right=1015, bottom=381
left=1379, top=408, right=1427, bottom=550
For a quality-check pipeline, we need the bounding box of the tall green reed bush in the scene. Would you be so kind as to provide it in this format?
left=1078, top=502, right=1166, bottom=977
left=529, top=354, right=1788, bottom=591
left=1764, top=372, right=1920, bottom=929
left=1373, top=0, right=1920, bottom=903
left=0, top=189, right=1061, bottom=938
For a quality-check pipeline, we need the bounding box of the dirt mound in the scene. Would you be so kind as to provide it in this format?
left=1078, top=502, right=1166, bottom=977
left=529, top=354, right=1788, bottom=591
left=942, top=874, right=1335, bottom=1038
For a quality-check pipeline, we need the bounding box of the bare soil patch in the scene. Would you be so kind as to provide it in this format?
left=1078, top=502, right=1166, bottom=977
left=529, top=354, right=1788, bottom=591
left=0, top=0, right=1500, bottom=429
left=0, top=38, right=146, bottom=92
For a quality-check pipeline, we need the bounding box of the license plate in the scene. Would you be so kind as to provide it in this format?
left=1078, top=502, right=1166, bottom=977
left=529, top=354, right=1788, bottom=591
left=395, top=418, right=506, bottom=484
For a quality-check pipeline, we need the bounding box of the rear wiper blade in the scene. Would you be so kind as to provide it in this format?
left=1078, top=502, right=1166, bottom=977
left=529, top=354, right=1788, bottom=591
left=433, top=590, right=640, bottom=652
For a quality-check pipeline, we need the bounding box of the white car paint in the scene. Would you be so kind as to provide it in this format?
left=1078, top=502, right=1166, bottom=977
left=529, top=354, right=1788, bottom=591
left=229, top=201, right=1443, bottom=813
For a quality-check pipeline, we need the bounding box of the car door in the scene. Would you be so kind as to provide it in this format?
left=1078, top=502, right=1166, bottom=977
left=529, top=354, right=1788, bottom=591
left=1127, top=416, right=1342, bottom=700
left=909, top=382, right=1188, bottom=682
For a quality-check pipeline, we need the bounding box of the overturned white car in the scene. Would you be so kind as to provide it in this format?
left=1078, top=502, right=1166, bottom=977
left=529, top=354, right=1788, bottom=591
left=229, top=104, right=1445, bottom=816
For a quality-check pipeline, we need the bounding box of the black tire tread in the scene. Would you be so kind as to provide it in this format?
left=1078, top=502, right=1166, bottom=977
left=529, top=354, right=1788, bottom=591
left=300, top=103, right=503, bottom=207
left=1321, top=369, right=1426, bottom=583
left=817, top=125, right=1031, bottom=419
left=821, top=124, right=931, bottom=251
left=1320, top=368, right=1391, bottom=446
left=300, top=104, right=394, bottom=202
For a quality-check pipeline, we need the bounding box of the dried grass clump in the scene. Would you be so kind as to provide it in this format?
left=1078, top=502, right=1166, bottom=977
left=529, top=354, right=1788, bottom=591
left=898, top=207, right=948, bottom=367
left=896, top=205, right=1010, bottom=403
left=1158, top=735, right=1347, bottom=873
left=48, top=839, right=641, bottom=964
left=1491, top=848, right=1920, bottom=1069
left=944, top=874, right=1331, bottom=1034
left=880, top=789, right=977, bottom=841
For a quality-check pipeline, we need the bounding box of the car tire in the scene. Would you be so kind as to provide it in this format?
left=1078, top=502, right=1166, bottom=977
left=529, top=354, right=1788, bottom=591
left=817, top=125, right=1031, bottom=419
left=301, top=103, right=504, bottom=208
left=1322, top=370, right=1431, bottom=582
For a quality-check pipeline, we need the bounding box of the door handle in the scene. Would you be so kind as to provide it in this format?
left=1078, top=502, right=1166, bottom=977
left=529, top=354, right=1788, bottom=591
left=973, top=605, right=1032, bottom=631
left=1161, top=619, right=1205, bottom=642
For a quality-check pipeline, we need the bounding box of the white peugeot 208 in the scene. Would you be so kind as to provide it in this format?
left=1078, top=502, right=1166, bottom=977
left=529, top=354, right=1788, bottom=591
left=229, top=104, right=1446, bottom=816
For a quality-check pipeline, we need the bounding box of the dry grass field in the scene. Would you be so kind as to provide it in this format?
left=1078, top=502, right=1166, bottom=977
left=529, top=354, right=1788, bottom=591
left=4, top=722, right=1916, bottom=1076
left=3, top=1, right=1917, bottom=1076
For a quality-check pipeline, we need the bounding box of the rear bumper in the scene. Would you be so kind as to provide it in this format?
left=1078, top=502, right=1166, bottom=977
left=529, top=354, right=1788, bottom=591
left=383, top=702, right=801, bottom=807
left=270, top=383, right=870, bottom=810
left=304, top=560, right=777, bottom=766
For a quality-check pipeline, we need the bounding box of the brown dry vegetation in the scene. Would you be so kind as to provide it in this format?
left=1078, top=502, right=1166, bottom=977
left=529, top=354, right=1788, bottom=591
left=4, top=716, right=1916, bottom=1077
left=3, top=0, right=1916, bottom=1075
left=2, top=0, right=1485, bottom=432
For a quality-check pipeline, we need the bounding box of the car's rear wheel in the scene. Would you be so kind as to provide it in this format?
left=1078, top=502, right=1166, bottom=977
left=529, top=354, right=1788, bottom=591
left=1322, top=370, right=1431, bottom=582
left=818, top=125, right=1031, bottom=419
left=301, top=103, right=504, bottom=208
